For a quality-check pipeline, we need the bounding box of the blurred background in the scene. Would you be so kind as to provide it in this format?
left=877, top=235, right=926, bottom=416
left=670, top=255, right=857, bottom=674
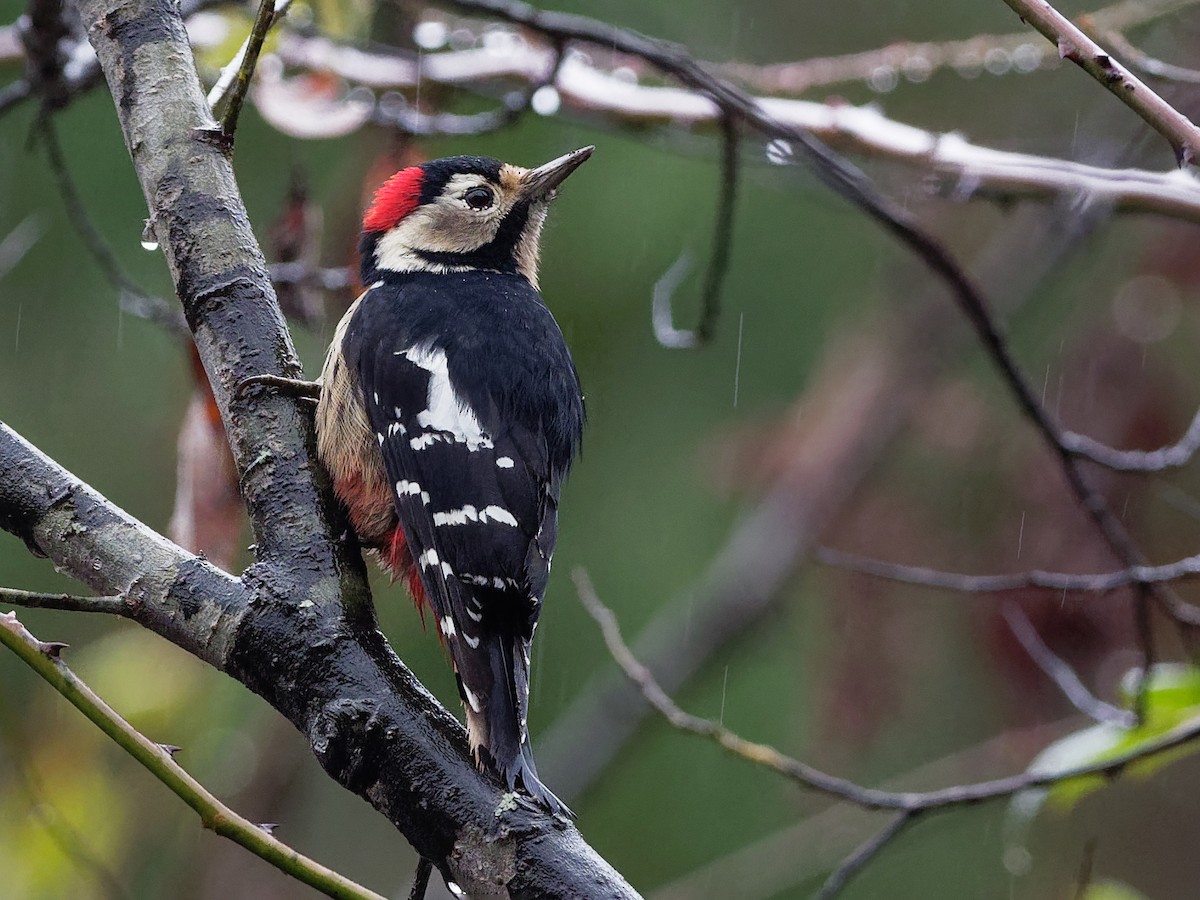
left=4, top=0, right=1200, bottom=897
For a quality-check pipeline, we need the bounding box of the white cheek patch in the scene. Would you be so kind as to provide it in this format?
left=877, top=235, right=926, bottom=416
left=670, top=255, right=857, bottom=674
left=400, top=346, right=494, bottom=451
left=373, top=173, right=514, bottom=274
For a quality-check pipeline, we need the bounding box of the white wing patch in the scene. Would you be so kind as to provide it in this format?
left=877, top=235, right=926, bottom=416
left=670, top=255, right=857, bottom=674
left=432, top=504, right=519, bottom=528
left=399, top=345, right=494, bottom=451
left=481, top=505, right=518, bottom=527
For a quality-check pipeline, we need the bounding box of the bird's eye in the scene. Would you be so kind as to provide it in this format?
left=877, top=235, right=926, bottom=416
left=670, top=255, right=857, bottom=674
left=464, top=187, right=494, bottom=210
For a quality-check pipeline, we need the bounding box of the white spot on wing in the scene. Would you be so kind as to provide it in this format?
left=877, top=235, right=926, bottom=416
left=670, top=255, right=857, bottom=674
left=418, top=548, right=439, bottom=569
left=395, top=479, right=423, bottom=496
left=440, top=616, right=456, bottom=637
left=481, top=505, right=518, bottom=527
left=401, top=346, right=494, bottom=450
left=410, top=433, right=440, bottom=451
left=433, top=505, right=479, bottom=526
left=496, top=456, right=514, bottom=468
left=462, top=631, right=480, bottom=649
left=462, top=684, right=482, bottom=713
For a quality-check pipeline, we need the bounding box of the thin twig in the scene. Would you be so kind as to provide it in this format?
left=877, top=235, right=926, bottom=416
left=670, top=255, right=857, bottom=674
left=1062, top=408, right=1200, bottom=471
left=1002, top=604, right=1137, bottom=728
left=722, top=0, right=1199, bottom=94
left=1002, top=0, right=1200, bottom=165
left=651, top=113, right=739, bottom=348
left=815, top=545, right=1200, bottom=594
left=0, top=610, right=387, bottom=900
left=35, top=116, right=180, bottom=329
left=0, top=77, right=31, bottom=116
left=0, top=587, right=130, bottom=615
left=573, top=569, right=1200, bottom=812
left=0, top=215, right=46, bottom=281
left=269, top=262, right=353, bottom=292
left=813, top=811, right=913, bottom=900
left=231, top=20, right=1200, bottom=224
left=213, top=0, right=291, bottom=144
left=1102, top=29, right=1200, bottom=84
left=407, top=858, right=433, bottom=900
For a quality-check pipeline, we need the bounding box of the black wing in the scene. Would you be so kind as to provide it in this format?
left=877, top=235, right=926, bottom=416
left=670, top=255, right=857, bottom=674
left=345, top=272, right=582, bottom=809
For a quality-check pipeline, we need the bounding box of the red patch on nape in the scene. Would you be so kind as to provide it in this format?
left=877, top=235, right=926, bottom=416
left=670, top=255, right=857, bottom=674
left=380, top=524, right=430, bottom=631
left=362, top=166, right=424, bottom=232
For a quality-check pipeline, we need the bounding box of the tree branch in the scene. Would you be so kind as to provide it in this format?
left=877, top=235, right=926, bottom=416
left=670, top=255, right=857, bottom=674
left=816, top=545, right=1200, bottom=595
left=0, top=587, right=129, bottom=615
left=0, top=610, right=387, bottom=900
left=813, top=811, right=913, bottom=900
left=576, top=571, right=1200, bottom=895
left=1062, top=406, right=1200, bottom=470
left=259, top=23, right=1200, bottom=223
left=0, top=0, right=643, bottom=890
left=1002, top=604, right=1136, bottom=728
left=1002, top=0, right=1200, bottom=165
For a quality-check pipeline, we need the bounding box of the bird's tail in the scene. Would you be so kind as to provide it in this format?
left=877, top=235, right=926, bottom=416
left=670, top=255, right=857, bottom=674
left=460, top=629, right=571, bottom=817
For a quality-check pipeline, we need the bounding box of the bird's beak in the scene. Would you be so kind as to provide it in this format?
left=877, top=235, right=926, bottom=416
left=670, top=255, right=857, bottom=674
left=521, top=146, right=594, bottom=200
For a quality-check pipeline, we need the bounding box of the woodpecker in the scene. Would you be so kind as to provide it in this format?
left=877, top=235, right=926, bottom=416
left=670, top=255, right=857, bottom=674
left=315, top=147, right=592, bottom=814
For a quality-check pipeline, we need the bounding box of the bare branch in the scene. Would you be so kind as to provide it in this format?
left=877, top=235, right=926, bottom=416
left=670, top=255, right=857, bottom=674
left=1001, top=0, right=1200, bottom=165
left=262, top=27, right=1200, bottom=223
left=1062, top=407, right=1200, bottom=470
left=574, top=568, right=1200, bottom=813
left=0, top=610, right=387, bottom=900
left=0, top=77, right=31, bottom=116
left=813, top=811, right=913, bottom=900
left=0, top=587, right=129, bottom=615
left=212, top=0, right=292, bottom=147
left=722, top=0, right=1199, bottom=94
left=816, top=545, right=1200, bottom=594
left=651, top=113, right=739, bottom=348
left=1102, top=29, right=1200, bottom=84
left=36, top=116, right=171, bottom=321
left=1002, top=604, right=1137, bottom=728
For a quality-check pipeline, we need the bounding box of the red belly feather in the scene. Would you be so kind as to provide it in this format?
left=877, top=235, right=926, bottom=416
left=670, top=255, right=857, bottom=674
left=334, top=472, right=429, bottom=627
left=380, top=523, right=430, bottom=627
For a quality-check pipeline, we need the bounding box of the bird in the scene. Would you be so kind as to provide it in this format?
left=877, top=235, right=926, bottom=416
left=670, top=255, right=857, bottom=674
left=314, top=147, right=592, bottom=814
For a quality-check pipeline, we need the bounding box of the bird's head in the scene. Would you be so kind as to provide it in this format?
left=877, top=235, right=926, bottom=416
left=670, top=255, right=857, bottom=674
left=359, top=146, right=594, bottom=287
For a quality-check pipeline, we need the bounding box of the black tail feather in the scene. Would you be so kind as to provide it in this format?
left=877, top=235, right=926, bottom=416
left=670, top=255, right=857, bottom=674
left=462, top=628, right=572, bottom=817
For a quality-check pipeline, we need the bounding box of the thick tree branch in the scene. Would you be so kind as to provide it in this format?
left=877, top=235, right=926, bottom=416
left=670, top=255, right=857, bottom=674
left=258, top=25, right=1200, bottom=223
left=0, top=0, right=642, bottom=891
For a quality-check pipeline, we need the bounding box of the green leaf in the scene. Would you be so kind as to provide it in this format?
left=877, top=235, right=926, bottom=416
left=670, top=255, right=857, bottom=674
left=1005, top=664, right=1200, bottom=861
